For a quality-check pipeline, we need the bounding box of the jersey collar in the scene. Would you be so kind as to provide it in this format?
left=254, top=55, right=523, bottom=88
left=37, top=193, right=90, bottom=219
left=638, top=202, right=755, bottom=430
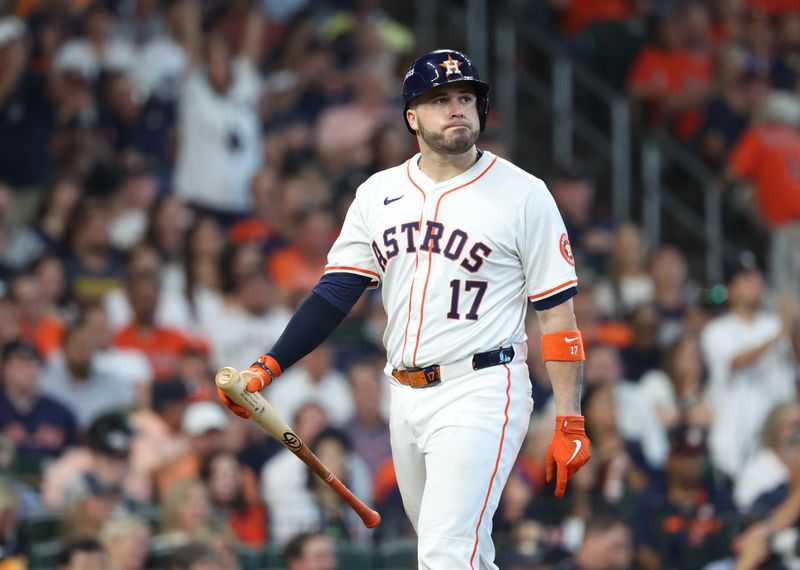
left=408, top=149, right=494, bottom=191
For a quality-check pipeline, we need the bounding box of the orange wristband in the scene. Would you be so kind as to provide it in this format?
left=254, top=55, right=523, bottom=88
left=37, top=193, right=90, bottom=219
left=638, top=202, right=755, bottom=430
left=541, top=330, right=585, bottom=362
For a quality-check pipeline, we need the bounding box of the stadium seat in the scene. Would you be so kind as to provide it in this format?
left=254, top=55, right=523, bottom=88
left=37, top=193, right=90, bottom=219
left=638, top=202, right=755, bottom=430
left=27, top=539, right=62, bottom=570
left=375, top=539, right=417, bottom=569
left=336, top=542, right=374, bottom=569
left=18, top=512, right=61, bottom=550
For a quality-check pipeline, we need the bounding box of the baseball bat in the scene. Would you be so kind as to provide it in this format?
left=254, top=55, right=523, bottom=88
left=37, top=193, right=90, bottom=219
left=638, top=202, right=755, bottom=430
left=215, top=366, right=381, bottom=529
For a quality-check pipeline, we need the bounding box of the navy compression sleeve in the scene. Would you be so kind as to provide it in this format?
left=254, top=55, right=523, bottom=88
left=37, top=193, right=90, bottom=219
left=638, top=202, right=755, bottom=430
left=267, top=273, right=372, bottom=370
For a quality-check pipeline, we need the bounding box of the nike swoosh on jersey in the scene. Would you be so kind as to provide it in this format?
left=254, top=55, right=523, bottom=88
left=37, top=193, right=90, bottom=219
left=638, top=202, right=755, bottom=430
left=564, top=336, right=579, bottom=342
left=384, top=195, right=404, bottom=205
left=566, top=439, right=582, bottom=465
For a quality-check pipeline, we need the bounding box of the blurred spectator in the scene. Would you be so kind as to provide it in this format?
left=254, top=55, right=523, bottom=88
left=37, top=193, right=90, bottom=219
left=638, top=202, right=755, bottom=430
left=700, top=252, right=797, bottom=480
left=63, top=197, right=126, bottom=306
left=302, top=429, right=373, bottom=545
left=42, top=410, right=150, bottom=510
left=172, top=3, right=263, bottom=217
left=262, top=401, right=330, bottom=545
left=582, top=344, right=668, bottom=469
left=283, top=531, right=338, bottom=570
left=593, top=223, right=653, bottom=320
left=99, top=514, right=151, bottom=570
left=181, top=214, right=226, bottom=322
left=200, top=241, right=290, bottom=370
left=697, top=44, right=769, bottom=169
left=60, top=471, right=126, bottom=542
left=727, top=91, right=800, bottom=301
left=105, top=158, right=161, bottom=251
left=735, top=400, right=800, bottom=512
left=154, top=478, right=230, bottom=549
left=153, top=400, right=232, bottom=498
left=572, top=289, right=634, bottom=350
left=619, top=303, right=663, bottom=382
left=10, top=270, right=65, bottom=358
left=267, top=206, right=337, bottom=298
left=548, top=162, right=613, bottom=279
left=228, top=167, right=284, bottom=252
left=341, top=360, right=391, bottom=478
left=555, top=512, right=634, bottom=570
left=112, top=245, right=194, bottom=381
left=266, top=343, right=354, bottom=427
left=82, top=303, right=153, bottom=409
left=314, top=63, right=395, bottom=176
left=631, top=425, right=733, bottom=570
left=649, top=245, right=697, bottom=347
left=548, top=0, right=632, bottom=37
left=103, top=241, right=193, bottom=332
left=6, top=176, right=83, bottom=268
left=130, top=0, right=189, bottom=101
left=53, top=3, right=136, bottom=82
left=57, top=538, right=106, bottom=570
left=41, top=318, right=136, bottom=428
left=165, top=540, right=236, bottom=570
left=143, top=193, right=190, bottom=293
left=582, top=384, right=649, bottom=505
left=200, top=450, right=267, bottom=548
left=0, top=16, right=55, bottom=188
left=0, top=339, right=78, bottom=479
left=627, top=2, right=713, bottom=140
left=640, top=335, right=712, bottom=433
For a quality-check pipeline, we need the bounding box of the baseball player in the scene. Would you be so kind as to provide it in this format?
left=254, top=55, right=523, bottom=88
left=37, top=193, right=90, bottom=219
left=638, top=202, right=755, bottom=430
left=219, top=49, right=591, bottom=569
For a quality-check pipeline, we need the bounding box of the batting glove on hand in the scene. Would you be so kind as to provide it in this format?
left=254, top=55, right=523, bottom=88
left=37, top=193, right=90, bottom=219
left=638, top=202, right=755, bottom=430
left=546, top=415, right=591, bottom=498
left=217, top=355, right=282, bottom=419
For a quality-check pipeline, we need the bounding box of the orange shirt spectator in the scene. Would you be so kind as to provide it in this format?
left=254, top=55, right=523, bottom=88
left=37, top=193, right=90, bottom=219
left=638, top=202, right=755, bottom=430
left=114, top=326, right=191, bottom=381
left=267, top=246, right=326, bottom=295
left=558, top=0, right=632, bottom=37
left=628, top=46, right=712, bottom=139
left=729, top=122, right=800, bottom=227
left=19, top=315, right=65, bottom=358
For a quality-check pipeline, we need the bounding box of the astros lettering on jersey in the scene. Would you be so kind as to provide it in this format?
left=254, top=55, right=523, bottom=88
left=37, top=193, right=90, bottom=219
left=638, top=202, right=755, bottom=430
left=325, top=150, right=578, bottom=371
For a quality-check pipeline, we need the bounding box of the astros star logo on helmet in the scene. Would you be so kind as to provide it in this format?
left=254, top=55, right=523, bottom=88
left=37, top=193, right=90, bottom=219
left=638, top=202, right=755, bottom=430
left=439, top=54, right=463, bottom=76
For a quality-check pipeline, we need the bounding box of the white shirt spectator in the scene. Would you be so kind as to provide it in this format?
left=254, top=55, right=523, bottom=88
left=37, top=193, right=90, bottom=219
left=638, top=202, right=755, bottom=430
left=734, top=449, right=789, bottom=512
left=265, top=366, right=355, bottom=427
left=701, top=312, right=796, bottom=478
left=261, top=447, right=372, bottom=545
left=41, top=352, right=136, bottom=428
left=133, top=35, right=186, bottom=100
left=198, top=301, right=291, bottom=371
left=173, top=59, right=263, bottom=214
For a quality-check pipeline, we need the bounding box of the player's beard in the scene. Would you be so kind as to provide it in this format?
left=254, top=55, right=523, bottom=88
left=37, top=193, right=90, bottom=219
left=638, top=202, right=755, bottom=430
left=417, top=119, right=479, bottom=155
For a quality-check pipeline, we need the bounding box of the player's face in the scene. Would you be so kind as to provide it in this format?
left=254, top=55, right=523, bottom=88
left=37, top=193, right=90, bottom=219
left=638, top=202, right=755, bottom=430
left=408, top=84, right=480, bottom=155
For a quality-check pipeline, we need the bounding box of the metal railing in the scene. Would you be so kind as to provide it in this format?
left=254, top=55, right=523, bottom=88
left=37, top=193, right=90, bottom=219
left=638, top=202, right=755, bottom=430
left=410, top=0, right=726, bottom=284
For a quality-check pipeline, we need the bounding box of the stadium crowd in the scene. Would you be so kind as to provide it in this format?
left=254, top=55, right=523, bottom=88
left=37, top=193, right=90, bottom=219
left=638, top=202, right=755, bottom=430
left=0, top=0, right=799, bottom=569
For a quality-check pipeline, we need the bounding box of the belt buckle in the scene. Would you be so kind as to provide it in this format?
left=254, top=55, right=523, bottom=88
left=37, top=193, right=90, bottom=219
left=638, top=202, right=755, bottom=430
left=408, top=365, right=441, bottom=388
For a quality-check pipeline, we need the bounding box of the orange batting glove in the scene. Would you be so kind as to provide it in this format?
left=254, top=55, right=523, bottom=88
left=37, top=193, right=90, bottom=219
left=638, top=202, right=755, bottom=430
left=546, top=415, right=591, bottom=498
left=217, top=355, right=282, bottom=419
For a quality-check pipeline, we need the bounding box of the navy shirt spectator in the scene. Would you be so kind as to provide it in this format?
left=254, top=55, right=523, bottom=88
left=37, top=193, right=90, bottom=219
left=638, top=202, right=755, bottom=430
left=0, top=340, right=79, bottom=475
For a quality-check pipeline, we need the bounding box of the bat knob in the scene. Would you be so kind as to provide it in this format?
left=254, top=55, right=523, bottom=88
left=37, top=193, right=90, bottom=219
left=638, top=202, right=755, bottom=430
left=215, top=366, right=239, bottom=388
left=363, top=510, right=382, bottom=529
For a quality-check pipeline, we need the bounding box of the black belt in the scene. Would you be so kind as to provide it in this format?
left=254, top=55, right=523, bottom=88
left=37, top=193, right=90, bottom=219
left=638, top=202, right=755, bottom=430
left=392, top=346, right=515, bottom=388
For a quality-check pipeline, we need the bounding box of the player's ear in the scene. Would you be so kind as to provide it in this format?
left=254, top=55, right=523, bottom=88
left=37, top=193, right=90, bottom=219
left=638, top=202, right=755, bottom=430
left=406, top=108, right=418, bottom=132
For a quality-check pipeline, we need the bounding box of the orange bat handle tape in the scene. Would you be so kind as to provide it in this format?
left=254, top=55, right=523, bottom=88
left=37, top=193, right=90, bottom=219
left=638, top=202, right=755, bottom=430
left=541, top=329, right=585, bottom=362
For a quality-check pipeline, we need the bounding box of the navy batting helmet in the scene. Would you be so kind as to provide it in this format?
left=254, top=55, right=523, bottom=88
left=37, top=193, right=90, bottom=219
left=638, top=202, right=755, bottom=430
left=401, top=49, right=490, bottom=134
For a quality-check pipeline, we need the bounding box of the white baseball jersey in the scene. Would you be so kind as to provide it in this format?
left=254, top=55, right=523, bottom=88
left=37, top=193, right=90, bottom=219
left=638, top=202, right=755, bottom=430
left=325, top=150, right=578, bottom=370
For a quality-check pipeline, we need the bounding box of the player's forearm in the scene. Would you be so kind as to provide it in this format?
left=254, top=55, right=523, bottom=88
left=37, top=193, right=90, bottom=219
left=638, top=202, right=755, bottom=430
left=546, top=360, right=583, bottom=415
left=536, top=298, right=584, bottom=415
